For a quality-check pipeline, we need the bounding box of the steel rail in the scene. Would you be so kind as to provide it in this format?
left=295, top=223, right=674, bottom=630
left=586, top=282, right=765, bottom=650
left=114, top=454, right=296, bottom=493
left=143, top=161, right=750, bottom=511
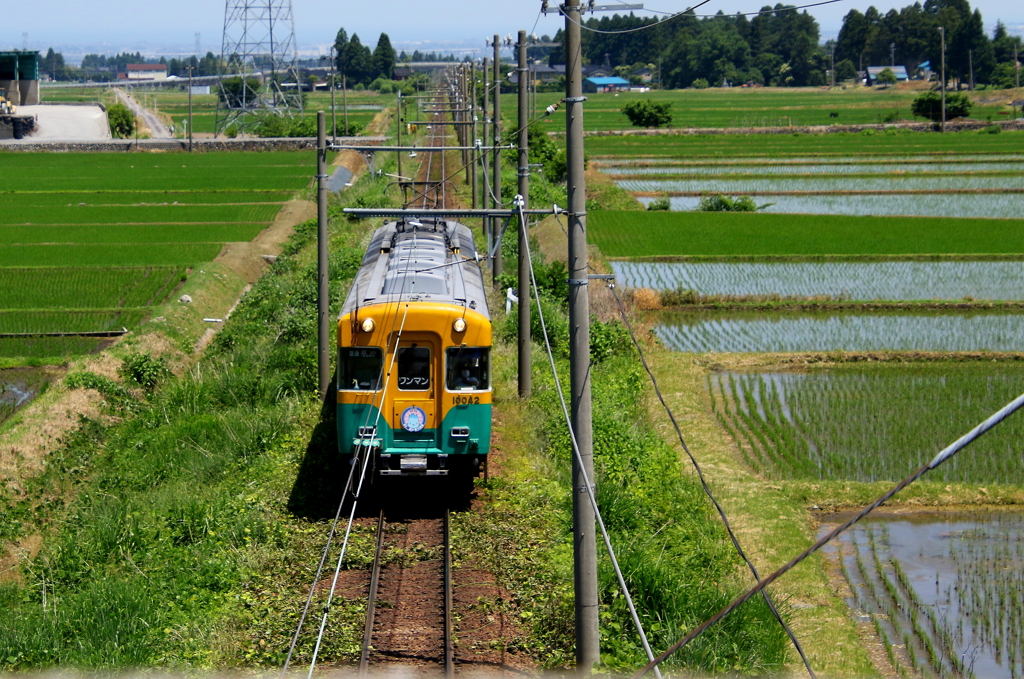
left=443, top=510, right=454, bottom=679
left=358, top=511, right=387, bottom=677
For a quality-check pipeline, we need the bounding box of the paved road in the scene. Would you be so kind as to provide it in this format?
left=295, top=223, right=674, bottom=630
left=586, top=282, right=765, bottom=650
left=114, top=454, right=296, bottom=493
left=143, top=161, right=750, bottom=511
left=116, top=89, right=173, bottom=138
left=2, top=104, right=111, bottom=142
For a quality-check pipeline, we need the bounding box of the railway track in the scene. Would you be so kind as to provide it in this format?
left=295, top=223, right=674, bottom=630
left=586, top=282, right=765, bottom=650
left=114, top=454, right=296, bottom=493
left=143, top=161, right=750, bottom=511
left=358, top=510, right=454, bottom=677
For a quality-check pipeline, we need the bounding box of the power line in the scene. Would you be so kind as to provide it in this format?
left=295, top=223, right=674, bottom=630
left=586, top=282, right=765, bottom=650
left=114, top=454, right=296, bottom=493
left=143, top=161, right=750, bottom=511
left=554, top=0, right=849, bottom=35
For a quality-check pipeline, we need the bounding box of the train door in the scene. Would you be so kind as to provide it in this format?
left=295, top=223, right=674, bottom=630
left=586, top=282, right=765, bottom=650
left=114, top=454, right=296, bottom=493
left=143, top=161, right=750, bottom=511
left=389, top=334, right=440, bottom=450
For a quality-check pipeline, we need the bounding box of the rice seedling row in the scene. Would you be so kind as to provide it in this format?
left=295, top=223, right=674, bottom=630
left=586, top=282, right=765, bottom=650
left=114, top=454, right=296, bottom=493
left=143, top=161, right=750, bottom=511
left=662, top=312, right=1024, bottom=353
left=0, top=267, right=185, bottom=310
left=645, top=194, right=1024, bottom=220
left=0, top=225, right=265, bottom=245
left=0, top=244, right=222, bottom=267
left=0, top=309, right=148, bottom=334
left=0, top=336, right=111, bottom=361
left=589, top=211, right=1024, bottom=258
left=0, top=191, right=291, bottom=206
left=1, top=204, right=280, bottom=226
left=613, top=261, right=1024, bottom=301
left=617, top=175, right=1024, bottom=193
left=600, top=160, right=1024, bottom=175
left=585, top=130, right=1024, bottom=158
left=823, top=512, right=1024, bottom=679
left=706, top=364, right=1024, bottom=484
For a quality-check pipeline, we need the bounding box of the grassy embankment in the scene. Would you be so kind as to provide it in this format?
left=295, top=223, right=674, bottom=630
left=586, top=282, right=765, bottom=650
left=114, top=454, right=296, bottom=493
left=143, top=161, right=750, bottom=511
left=0, top=148, right=403, bottom=669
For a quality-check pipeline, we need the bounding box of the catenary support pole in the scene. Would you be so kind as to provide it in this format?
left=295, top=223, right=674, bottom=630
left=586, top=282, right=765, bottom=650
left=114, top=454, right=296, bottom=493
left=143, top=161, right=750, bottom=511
left=492, top=35, right=503, bottom=287
left=563, top=0, right=600, bottom=671
left=472, top=61, right=479, bottom=209
left=483, top=56, right=491, bottom=255
left=517, top=30, right=532, bottom=398
left=316, top=112, right=330, bottom=399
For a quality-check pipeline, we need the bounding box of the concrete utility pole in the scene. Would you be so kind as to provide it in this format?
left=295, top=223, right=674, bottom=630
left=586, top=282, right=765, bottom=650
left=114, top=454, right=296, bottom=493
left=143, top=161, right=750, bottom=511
left=187, top=65, right=194, bottom=152
left=563, top=0, right=599, bottom=671
left=492, top=35, right=503, bottom=287
left=483, top=56, right=491, bottom=255
left=331, top=46, right=337, bottom=143
left=316, top=111, right=330, bottom=399
left=939, top=26, right=946, bottom=132
left=471, top=61, right=479, bottom=209
left=397, top=90, right=403, bottom=187
left=969, top=49, right=974, bottom=91
left=517, top=30, right=531, bottom=398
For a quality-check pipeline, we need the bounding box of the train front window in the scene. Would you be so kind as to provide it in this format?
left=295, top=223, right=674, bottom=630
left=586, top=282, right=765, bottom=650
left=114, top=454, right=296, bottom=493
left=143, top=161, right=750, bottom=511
left=340, top=347, right=382, bottom=391
left=446, top=347, right=489, bottom=391
left=397, top=346, right=431, bottom=390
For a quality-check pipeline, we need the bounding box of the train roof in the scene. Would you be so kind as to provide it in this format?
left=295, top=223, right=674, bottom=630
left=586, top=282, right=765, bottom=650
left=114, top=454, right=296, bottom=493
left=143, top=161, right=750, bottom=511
left=340, top=217, right=491, bottom=320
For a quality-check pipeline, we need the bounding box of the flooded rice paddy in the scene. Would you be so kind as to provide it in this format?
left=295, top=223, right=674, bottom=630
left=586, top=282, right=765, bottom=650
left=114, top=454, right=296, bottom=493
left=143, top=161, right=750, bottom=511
left=0, top=368, right=50, bottom=425
left=638, top=193, right=1023, bottom=218
left=606, top=154, right=1024, bottom=218
left=613, top=261, right=1024, bottom=301
left=658, top=311, right=1024, bottom=353
left=708, top=365, right=1024, bottom=483
left=821, top=510, right=1024, bottom=679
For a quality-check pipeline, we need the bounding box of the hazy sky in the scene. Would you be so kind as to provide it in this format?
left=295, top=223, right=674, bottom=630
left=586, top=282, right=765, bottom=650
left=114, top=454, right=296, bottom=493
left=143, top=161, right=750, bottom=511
left=5, top=0, right=1022, bottom=59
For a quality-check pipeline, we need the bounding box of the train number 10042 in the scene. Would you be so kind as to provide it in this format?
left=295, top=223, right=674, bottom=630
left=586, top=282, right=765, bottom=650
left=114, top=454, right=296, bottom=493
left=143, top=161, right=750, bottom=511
left=452, top=395, right=481, bottom=405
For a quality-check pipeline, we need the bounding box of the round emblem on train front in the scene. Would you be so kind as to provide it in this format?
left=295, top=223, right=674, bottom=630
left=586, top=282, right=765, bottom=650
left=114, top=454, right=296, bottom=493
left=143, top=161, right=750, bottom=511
left=400, top=406, right=427, bottom=432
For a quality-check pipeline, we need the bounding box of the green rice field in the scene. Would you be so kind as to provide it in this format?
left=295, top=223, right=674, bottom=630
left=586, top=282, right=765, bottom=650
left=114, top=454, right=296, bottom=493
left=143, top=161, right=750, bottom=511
left=0, top=151, right=315, bottom=361
left=589, top=211, right=1024, bottom=259
left=532, top=87, right=1014, bottom=132
left=708, top=364, right=1024, bottom=484
left=586, top=129, right=1024, bottom=158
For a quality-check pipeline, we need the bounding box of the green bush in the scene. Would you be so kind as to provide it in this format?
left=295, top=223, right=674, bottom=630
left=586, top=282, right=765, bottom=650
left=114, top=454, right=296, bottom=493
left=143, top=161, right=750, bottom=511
left=647, top=196, right=671, bottom=211
left=620, top=100, right=673, bottom=128
left=118, top=352, right=172, bottom=391
left=696, top=194, right=772, bottom=212
left=106, top=103, right=135, bottom=138
left=691, top=78, right=709, bottom=89
left=911, top=91, right=973, bottom=122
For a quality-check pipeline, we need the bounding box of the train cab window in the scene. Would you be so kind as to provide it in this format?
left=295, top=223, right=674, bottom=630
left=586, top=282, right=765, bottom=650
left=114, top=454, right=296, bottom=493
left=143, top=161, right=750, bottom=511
left=340, top=347, right=383, bottom=391
left=397, top=346, right=431, bottom=390
left=446, top=347, right=489, bottom=391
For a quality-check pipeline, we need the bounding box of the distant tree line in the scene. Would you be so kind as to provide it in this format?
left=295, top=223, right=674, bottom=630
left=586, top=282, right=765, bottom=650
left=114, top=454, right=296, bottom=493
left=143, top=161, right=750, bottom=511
left=835, top=0, right=1023, bottom=88
left=332, top=29, right=397, bottom=85
left=548, top=6, right=829, bottom=87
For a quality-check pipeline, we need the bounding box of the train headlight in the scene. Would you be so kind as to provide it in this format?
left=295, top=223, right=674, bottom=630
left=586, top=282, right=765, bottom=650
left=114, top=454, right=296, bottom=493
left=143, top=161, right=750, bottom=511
left=360, top=318, right=376, bottom=333
left=452, top=317, right=467, bottom=333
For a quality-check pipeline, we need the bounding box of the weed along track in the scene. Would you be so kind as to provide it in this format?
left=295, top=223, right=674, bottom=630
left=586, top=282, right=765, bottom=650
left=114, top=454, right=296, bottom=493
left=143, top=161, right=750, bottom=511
left=360, top=511, right=454, bottom=675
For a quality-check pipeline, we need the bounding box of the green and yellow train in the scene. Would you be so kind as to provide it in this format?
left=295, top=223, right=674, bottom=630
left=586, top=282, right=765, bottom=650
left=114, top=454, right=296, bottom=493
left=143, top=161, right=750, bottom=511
left=337, top=217, right=491, bottom=477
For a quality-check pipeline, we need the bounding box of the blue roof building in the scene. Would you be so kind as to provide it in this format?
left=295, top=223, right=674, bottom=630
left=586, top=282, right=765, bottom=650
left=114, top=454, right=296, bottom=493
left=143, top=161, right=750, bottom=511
left=583, top=76, right=629, bottom=93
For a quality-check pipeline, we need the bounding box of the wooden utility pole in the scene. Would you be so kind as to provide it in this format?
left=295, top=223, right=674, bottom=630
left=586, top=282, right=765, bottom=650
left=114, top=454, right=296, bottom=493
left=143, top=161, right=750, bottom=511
left=517, top=30, right=531, bottom=398
left=564, top=0, right=599, bottom=671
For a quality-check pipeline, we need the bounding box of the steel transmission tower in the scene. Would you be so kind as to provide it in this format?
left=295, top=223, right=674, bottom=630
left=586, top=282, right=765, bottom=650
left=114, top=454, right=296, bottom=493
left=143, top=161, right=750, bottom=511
left=215, top=0, right=301, bottom=136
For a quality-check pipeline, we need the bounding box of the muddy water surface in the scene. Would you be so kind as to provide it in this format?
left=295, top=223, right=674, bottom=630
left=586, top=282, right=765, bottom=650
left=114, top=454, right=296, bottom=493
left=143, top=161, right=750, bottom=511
left=820, top=509, right=1024, bottom=679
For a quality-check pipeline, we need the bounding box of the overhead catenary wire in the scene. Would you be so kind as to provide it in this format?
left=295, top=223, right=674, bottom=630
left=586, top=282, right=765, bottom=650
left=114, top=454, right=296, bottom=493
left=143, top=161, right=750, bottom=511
left=515, top=200, right=663, bottom=679
left=630, top=390, right=1024, bottom=678
left=605, top=282, right=816, bottom=679
left=553, top=0, right=848, bottom=35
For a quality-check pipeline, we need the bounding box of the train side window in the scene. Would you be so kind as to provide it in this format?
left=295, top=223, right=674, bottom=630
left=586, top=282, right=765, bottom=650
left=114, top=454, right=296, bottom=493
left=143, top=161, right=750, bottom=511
left=446, top=347, right=489, bottom=391
left=340, top=347, right=383, bottom=391
left=397, top=346, right=431, bottom=390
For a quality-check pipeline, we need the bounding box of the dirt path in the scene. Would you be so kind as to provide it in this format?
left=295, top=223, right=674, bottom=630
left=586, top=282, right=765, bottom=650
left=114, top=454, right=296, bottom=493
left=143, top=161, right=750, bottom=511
left=115, top=88, right=172, bottom=138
